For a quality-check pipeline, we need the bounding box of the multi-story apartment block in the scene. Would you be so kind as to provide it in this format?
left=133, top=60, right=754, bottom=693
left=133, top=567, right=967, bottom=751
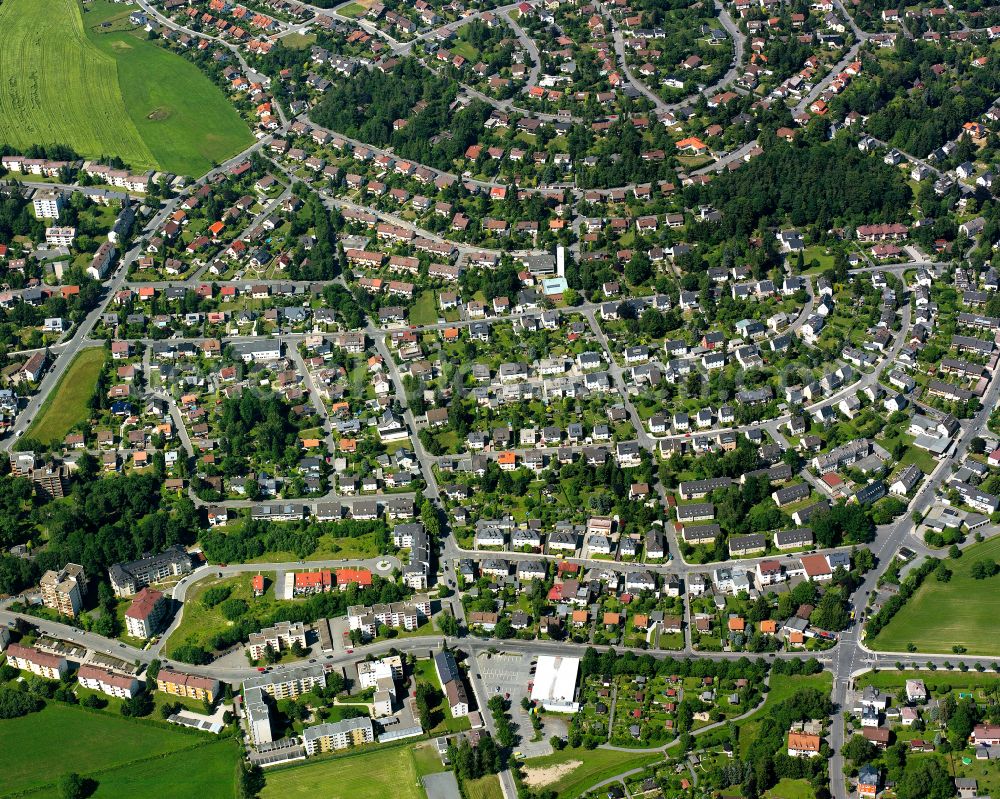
left=77, top=665, right=141, bottom=699
left=247, top=621, right=308, bottom=660
left=242, top=665, right=326, bottom=746
left=32, top=189, right=64, bottom=219
left=357, top=655, right=404, bottom=689
left=347, top=598, right=431, bottom=637
left=39, top=563, right=86, bottom=618
left=434, top=651, right=469, bottom=718
left=6, top=643, right=69, bottom=680
left=109, top=545, right=193, bottom=597
left=124, top=587, right=169, bottom=639
left=302, top=716, right=375, bottom=755
left=156, top=669, right=221, bottom=703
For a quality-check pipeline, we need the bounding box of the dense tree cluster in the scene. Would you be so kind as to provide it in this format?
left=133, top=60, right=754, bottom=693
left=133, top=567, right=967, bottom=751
left=216, top=391, right=306, bottom=467
left=843, top=40, right=1000, bottom=157
left=699, top=139, right=912, bottom=237
left=0, top=470, right=200, bottom=596
left=310, top=59, right=490, bottom=173
left=200, top=518, right=389, bottom=563
left=736, top=687, right=834, bottom=797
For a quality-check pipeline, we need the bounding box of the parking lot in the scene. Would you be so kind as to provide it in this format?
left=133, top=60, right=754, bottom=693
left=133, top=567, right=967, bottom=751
left=474, top=652, right=555, bottom=758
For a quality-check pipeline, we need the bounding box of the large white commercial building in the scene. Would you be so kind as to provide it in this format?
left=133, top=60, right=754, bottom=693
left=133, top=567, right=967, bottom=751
left=530, top=655, right=580, bottom=712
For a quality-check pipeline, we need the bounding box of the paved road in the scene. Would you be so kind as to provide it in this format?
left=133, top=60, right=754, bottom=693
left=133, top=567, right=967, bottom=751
left=0, top=198, right=180, bottom=451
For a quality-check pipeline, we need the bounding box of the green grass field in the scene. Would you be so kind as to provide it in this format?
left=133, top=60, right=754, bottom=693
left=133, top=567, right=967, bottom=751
left=0, top=0, right=251, bottom=176
left=15, top=738, right=241, bottom=799
left=465, top=775, right=504, bottom=799
left=87, top=739, right=239, bottom=799
left=868, top=538, right=1000, bottom=655
left=164, top=571, right=275, bottom=656
left=0, top=0, right=154, bottom=169
left=261, top=743, right=424, bottom=799
left=520, top=747, right=661, bottom=799
left=0, top=703, right=213, bottom=796
left=408, top=291, right=439, bottom=326
left=25, top=347, right=106, bottom=445
left=338, top=1, right=367, bottom=18
left=281, top=32, right=317, bottom=49
left=765, top=778, right=816, bottom=799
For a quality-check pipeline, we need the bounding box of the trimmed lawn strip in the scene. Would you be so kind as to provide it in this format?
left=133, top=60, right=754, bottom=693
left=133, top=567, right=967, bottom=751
left=25, top=347, right=106, bottom=445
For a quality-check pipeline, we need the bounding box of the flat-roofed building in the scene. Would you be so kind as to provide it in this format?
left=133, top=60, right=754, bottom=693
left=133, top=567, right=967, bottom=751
left=302, top=716, right=375, bottom=755
left=529, top=655, right=580, bottom=712
left=40, top=563, right=86, bottom=618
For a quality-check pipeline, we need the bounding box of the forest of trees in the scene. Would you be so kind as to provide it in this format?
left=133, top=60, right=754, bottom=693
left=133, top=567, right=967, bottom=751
left=215, top=390, right=308, bottom=467
left=699, top=138, right=912, bottom=237
left=841, top=41, right=1000, bottom=157
left=0, top=466, right=200, bottom=596
left=200, top=518, right=390, bottom=562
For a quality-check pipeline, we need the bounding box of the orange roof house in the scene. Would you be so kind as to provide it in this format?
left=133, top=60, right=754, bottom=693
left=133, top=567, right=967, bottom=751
left=675, top=136, right=707, bottom=153
left=788, top=732, right=822, bottom=756
left=335, top=568, right=372, bottom=588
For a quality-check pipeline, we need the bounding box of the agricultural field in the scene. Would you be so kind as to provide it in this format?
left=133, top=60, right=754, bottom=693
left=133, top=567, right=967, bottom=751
left=14, top=739, right=242, bottom=799
left=0, top=0, right=250, bottom=176
left=24, top=347, right=106, bottom=446
left=867, top=538, right=1000, bottom=655
left=0, top=0, right=154, bottom=168
left=260, top=742, right=425, bottom=799
left=0, top=703, right=214, bottom=797
left=85, top=0, right=253, bottom=175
